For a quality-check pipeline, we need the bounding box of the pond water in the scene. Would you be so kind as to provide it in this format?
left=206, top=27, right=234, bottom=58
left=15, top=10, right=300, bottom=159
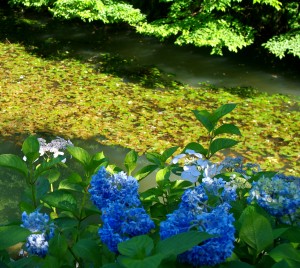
left=1, top=7, right=299, bottom=96
left=39, top=24, right=300, bottom=96
left=98, top=31, right=300, bottom=96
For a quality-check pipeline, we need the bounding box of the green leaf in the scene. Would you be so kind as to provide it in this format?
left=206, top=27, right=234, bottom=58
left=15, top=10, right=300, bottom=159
left=183, top=142, right=207, bottom=156
left=72, top=239, right=101, bottom=266
left=67, top=146, right=91, bottom=168
left=209, top=138, right=239, bottom=156
left=224, top=261, right=254, bottom=268
left=273, top=228, right=289, bottom=240
left=49, top=233, right=68, bottom=259
left=280, top=227, right=300, bottom=243
left=0, top=154, right=28, bottom=177
left=35, top=176, right=50, bottom=200
left=212, top=103, right=237, bottom=122
left=156, top=167, right=170, bottom=187
left=214, top=123, right=242, bottom=136
left=0, top=226, right=31, bottom=250
left=58, top=179, right=84, bottom=192
left=22, top=135, right=40, bottom=163
left=117, top=254, right=163, bottom=268
left=124, top=150, right=138, bottom=175
left=269, top=243, right=300, bottom=263
left=42, top=169, right=60, bottom=184
left=34, top=156, right=65, bottom=177
left=192, top=109, right=215, bottom=132
left=118, top=235, right=154, bottom=258
left=135, top=165, right=157, bottom=181
left=155, top=231, right=214, bottom=257
left=42, top=190, right=77, bottom=213
left=161, top=146, right=179, bottom=162
left=238, top=205, right=274, bottom=254
left=146, top=152, right=163, bottom=166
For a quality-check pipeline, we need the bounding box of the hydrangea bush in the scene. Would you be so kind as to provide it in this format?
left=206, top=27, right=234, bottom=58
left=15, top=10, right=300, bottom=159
left=0, top=104, right=299, bottom=268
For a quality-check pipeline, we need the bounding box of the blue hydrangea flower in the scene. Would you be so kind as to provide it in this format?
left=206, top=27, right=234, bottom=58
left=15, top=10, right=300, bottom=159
left=202, top=177, right=237, bottom=203
left=25, top=233, right=49, bottom=257
left=21, top=210, right=55, bottom=257
left=89, top=167, right=155, bottom=253
left=160, top=201, right=235, bottom=266
left=248, top=174, right=300, bottom=217
left=21, top=211, right=54, bottom=234
left=99, top=203, right=155, bottom=253
left=89, top=167, right=141, bottom=210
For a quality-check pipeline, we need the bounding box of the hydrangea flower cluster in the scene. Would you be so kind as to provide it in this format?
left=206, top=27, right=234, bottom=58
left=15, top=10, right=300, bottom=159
left=171, top=150, right=222, bottom=183
left=160, top=184, right=236, bottom=266
left=89, top=167, right=155, bottom=253
left=38, top=137, right=73, bottom=160
left=172, top=150, right=261, bottom=184
left=248, top=174, right=300, bottom=217
left=21, top=210, right=55, bottom=257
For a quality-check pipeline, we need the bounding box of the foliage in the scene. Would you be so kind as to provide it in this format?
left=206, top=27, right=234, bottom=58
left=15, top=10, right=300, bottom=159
left=7, top=0, right=300, bottom=58
left=0, top=104, right=299, bottom=268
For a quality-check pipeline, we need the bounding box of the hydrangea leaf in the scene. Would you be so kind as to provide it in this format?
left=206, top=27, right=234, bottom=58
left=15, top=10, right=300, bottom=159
left=48, top=233, right=68, bottom=259
left=214, top=124, right=242, bottom=136
left=269, top=243, right=300, bottom=263
left=72, top=239, right=102, bottom=266
left=124, top=150, right=138, bottom=175
left=135, top=165, right=158, bottom=181
left=41, top=190, right=77, bottom=213
left=238, top=205, right=274, bottom=254
left=155, top=231, right=214, bottom=257
left=22, top=135, right=40, bottom=163
left=66, top=146, right=91, bottom=169
left=118, top=235, right=154, bottom=258
left=209, top=138, right=239, bottom=156
left=0, top=154, right=28, bottom=177
left=0, top=225, right=31, bottom=250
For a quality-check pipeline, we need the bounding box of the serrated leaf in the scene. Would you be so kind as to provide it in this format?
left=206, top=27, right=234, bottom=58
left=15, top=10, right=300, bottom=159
left=0, top=154, right=28, bottom=177
left=214, top=124, right=242, bottom=136
left=117, top=254, right=163, bottom=268
left=49, top=233, right=68, bottom=258
left=156, top=167, right=170, bottom=187
left=135, top=165, right=157, bottom=181
left=209, top=138, right=239, bottom=156
left=42, top=190, right=77, bottom=213
left=58, top=179, right=84, bottom=192
left=162, top=146, right=179, bottom=162
left=34, top=156, right=64, bottom=177
left=269, top=243, right=300, bottom=263
left=22, top=135, right=40, bottom=163
left=118, top=235, right=154, bottom=258
left=124, top=150, right=138, bottom=175
left=72, top=239, right=101, bottom=265
left=212, top=103, right=237, bottom=122
left=67, top=146, right=91, bottom=168
left=146, top=152, right=162, bottom=166
left=183, top=142, right=207, bottom=156
left=0, top=226, right=31, bottom=250
left=155, top=231, right=214, bottom=257
left=42, top=169, right=60, bottom=184
left=238, top=206, right=274, bottom=254
left=192, top=110, right=215, bottom=132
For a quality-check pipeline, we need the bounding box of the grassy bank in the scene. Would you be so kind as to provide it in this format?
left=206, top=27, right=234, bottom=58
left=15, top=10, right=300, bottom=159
left=0, top=8, right=299, bottom=175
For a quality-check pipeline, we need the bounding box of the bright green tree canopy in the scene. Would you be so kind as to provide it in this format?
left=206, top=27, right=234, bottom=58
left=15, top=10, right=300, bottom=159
left=7, top=0, right=300, bottom=58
